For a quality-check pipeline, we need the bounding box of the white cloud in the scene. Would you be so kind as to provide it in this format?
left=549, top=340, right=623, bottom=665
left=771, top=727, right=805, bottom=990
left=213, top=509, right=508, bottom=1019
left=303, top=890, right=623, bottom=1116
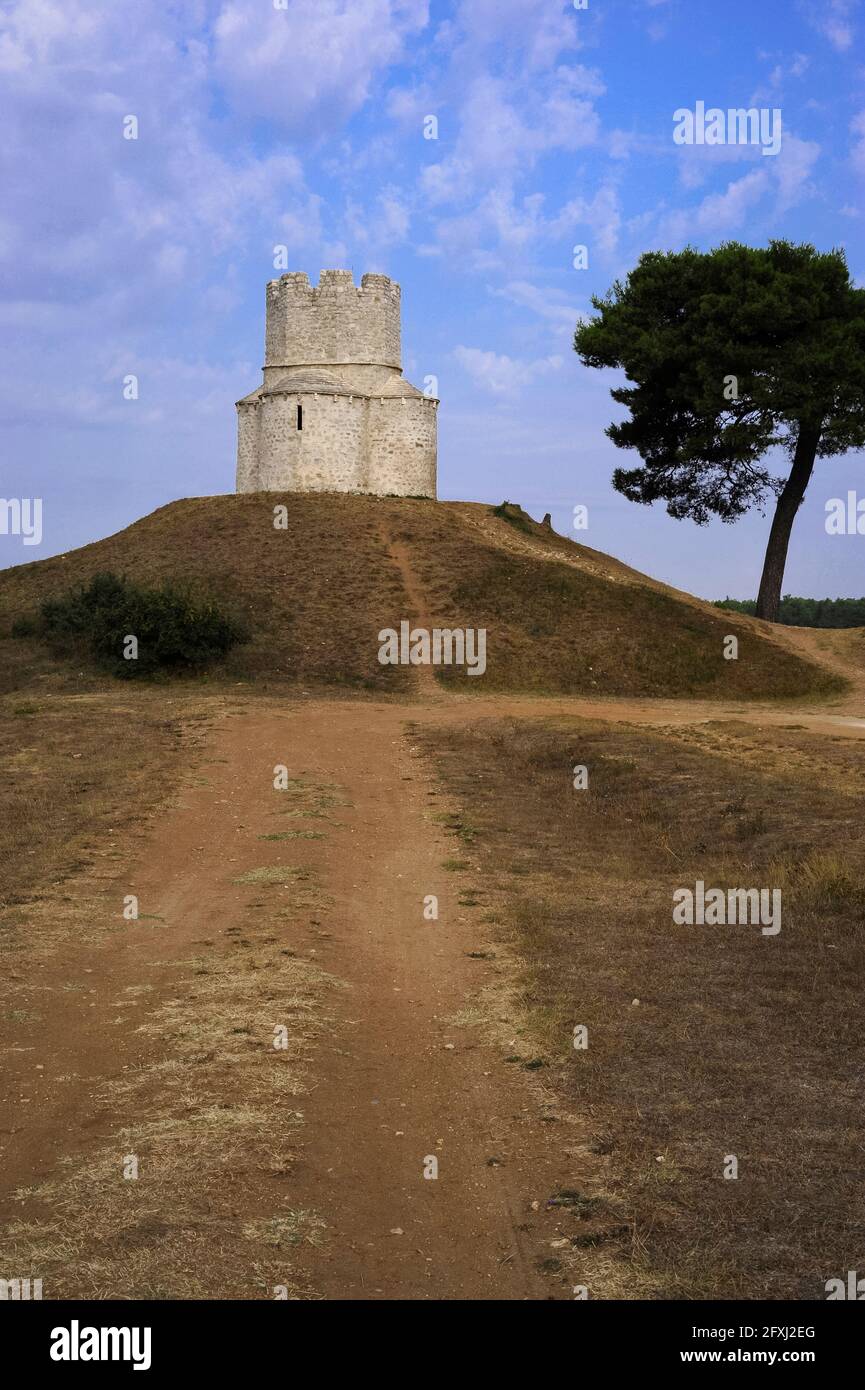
left=655, top=131, right=819, bottom=247
left=212, top=0, right=430, bottom=134
left=453, top=344, right=563, bottom=395
left=421, top=66, right=603, bottom=205
left=774, top=132, right=820, bottom=211
left=0, top=0, right=338, bottom=438
left=344, top=189, right=412, bottom=261
left=451, top=0, right=582, bottom=71
left=422, top=186, right=549, bottom=268
left=491, top=280, right=583, bottom=330
left=657, top=169, right=768, bottom=245
left=0, top=0, right=319, bottom=313
left=551, top=184, right=622, bottom=257
left=806, top=0, right=857, bottom=51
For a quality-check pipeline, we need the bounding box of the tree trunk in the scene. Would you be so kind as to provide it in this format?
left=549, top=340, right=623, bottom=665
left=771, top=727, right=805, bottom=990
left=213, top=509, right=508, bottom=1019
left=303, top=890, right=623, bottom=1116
left=755, top=422, right=821, bottom=622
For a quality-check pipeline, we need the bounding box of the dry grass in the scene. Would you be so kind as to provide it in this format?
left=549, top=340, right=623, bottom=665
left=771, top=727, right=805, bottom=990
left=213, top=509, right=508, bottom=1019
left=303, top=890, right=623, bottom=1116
left=0, top=494, right=414, bottom=695
left=1, top=938, right=339, bottom=1298
left=0, top=748, right=347, bottom=1299
left=0, top=493, right=841, bottom=700
left=0, top=690, right=206, bottom=924
left=0, top=690, right=345, bottom=1299
left=397, top=506, right=843, bottom=699
left=420, top=715, right=865, bottom=1299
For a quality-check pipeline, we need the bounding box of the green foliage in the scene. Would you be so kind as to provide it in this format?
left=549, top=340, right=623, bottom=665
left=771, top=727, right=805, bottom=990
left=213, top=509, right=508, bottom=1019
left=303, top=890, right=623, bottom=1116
left=715, top=596, right=865, bottom=628
left=574, top=240, right=865, bottom=524
left=34, top=571, right=247, bottom=677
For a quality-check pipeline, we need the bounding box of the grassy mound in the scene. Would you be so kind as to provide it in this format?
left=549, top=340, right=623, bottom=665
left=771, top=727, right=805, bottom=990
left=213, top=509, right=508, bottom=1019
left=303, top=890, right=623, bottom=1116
left=0, top=492, right=844, bottom=699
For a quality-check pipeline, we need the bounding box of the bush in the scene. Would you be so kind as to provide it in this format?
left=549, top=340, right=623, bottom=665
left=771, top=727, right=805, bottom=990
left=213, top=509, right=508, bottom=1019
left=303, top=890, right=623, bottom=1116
left=34, top=571, right=247, bottom=678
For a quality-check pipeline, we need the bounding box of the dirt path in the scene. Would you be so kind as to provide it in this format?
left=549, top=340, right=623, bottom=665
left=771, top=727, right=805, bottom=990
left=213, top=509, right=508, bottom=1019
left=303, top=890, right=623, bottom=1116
left=273, top=702, right=571, bottom=1299
left=379, top=522, right=441, bottom=696
left=425, top=690, right=865, bottom=737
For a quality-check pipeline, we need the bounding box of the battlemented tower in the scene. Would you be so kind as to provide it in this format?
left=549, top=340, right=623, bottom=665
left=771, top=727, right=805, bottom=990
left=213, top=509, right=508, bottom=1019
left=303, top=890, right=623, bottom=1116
left=236, top=270, right=437, bottom=497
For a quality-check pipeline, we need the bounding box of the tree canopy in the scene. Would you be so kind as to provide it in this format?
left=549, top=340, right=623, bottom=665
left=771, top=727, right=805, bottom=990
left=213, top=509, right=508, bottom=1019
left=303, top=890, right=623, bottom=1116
left=574, top=240, right=865, bottom=620
left=715, top=595, right=865, bottom=628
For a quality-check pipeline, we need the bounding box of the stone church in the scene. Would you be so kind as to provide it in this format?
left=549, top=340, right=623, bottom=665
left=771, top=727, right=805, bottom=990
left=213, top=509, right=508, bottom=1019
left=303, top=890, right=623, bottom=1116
left=236, top=270, right=437, bottom=497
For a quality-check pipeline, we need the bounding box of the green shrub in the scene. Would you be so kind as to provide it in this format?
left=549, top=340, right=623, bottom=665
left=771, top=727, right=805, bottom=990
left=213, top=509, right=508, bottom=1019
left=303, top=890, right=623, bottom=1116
left=35, top=571, right=247, bottom=678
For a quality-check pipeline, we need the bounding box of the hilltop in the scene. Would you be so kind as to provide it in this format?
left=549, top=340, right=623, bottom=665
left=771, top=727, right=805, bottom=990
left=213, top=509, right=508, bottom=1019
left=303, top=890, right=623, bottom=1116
left=0, top=494, right=846, bottom=700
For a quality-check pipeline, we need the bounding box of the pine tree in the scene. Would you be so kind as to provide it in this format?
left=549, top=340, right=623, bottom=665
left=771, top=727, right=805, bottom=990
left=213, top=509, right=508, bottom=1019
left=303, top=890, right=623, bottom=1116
left=574, top=241, right=865, bottom=621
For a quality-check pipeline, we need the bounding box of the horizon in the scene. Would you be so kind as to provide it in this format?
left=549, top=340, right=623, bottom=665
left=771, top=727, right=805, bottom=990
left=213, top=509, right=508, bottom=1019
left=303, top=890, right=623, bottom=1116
left=1, top=0, right=863, bottom=600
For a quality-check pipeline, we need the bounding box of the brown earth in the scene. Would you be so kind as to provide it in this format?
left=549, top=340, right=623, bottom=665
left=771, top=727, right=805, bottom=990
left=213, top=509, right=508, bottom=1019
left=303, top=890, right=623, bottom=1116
left=1, top=654, right=862, bottom=1298
left=0, top=494, right=846, bottom=701
left=1, top=507, right=863, bottom=1300
left=0, top=694, right=616, bottom=1299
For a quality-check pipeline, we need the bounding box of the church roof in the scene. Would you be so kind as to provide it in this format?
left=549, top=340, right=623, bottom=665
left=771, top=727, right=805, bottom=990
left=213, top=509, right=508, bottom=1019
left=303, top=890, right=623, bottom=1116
left=264, top=370, right=354, bottom=398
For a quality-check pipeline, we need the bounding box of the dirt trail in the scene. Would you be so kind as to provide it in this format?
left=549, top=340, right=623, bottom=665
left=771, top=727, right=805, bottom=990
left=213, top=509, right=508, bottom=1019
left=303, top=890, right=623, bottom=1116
left=424, top=690, right=865, bottom=737
left=273, top=702, right=571, bottom=1298
left=379, top=522, right=441, bottom=696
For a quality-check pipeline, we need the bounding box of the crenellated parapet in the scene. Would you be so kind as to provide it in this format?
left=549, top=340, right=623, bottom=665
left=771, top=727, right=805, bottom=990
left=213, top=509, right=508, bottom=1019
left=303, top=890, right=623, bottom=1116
left=264, top=269, right=401, bottom=371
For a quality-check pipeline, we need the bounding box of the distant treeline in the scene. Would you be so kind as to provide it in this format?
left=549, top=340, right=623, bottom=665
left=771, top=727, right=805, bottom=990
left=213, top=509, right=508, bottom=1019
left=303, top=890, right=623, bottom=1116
left=715, top=596, right=865, bottom=628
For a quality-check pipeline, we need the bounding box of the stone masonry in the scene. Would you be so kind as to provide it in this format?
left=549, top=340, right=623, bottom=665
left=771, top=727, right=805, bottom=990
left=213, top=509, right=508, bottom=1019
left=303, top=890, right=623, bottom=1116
left=236, top=270, right=438, bottom=497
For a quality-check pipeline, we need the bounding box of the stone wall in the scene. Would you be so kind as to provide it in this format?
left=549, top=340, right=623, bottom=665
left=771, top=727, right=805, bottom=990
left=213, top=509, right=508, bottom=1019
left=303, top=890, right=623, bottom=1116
left=257, top=393, right=365, bottom=493
left=238, top=391, right=436, bottom=497
left=236, top=404, right=260, bottom=492
left=367, top=396, right=437, bottom=496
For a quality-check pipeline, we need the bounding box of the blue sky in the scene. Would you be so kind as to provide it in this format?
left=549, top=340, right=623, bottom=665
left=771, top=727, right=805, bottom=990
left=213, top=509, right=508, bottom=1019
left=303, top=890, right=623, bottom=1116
left=1, top=0, right=863, bottom=598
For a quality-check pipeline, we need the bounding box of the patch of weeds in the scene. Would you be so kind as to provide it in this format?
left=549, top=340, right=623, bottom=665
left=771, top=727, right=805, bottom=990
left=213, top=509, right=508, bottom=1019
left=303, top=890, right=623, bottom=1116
left=259, top=831, right=325, bottom=842
left=431, top=811, right=478, bottom=844
left=547, top=1190, right=606, bottom=1217
left=242, top=1209, right=326, bottom=1248
left=232, top=866, right=310, bottom=885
